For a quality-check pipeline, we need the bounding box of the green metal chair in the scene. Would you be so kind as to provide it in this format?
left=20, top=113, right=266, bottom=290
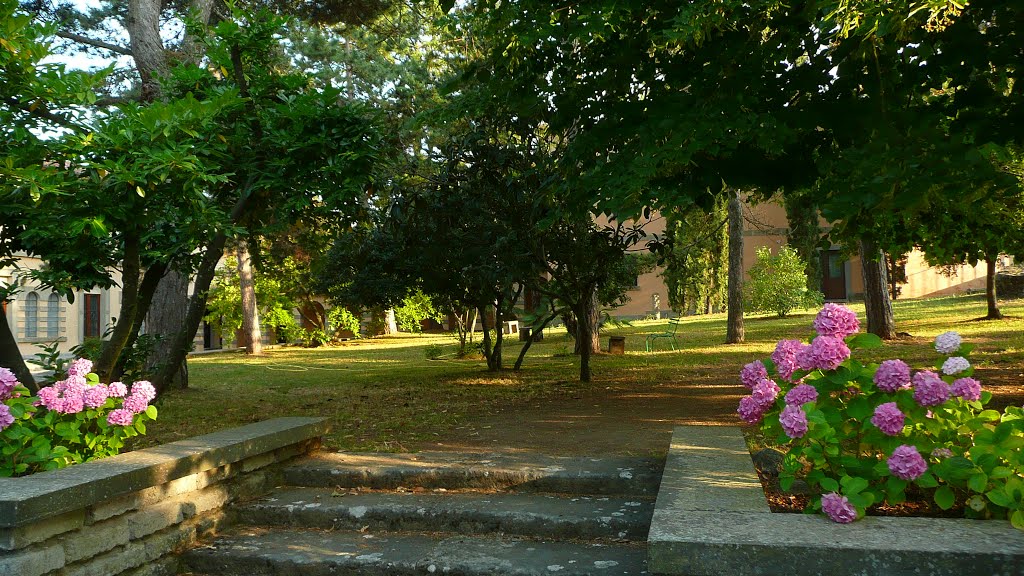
left=645, top=316, right=682, bottom=352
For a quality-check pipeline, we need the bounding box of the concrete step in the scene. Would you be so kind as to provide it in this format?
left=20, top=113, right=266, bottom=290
left=284, top=452, right=663, bottom=496
left=181, top=526, right=649, bottom=576
left=235, top=487, right=654, bottom=541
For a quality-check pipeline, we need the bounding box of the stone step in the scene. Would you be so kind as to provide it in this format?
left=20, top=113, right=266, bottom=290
left=180, top=526, right=649, bottom=576
left=284, top=452, right=663, bottom=496
left=235, top=487, right=654, bottom=542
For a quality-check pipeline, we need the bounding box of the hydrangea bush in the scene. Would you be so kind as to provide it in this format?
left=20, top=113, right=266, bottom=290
left=0, top=359, right=157, bottom=477
left=738, top=303, right=1024, bottom=529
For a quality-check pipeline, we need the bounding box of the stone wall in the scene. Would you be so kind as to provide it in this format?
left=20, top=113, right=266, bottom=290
left=0, top=417, right=328, bottom=576
left=997, top=272, right=1024, bottom=299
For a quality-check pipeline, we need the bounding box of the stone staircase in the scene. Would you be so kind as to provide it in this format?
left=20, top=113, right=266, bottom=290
left=179, top=451, right=663, bottom=575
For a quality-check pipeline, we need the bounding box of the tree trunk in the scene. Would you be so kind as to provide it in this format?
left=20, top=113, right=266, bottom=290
left=236, top=240, right=263, bottom=355
left=492, top=300, right=504, bottom=371
left=726, top=189, right=745, bottom=344
left=514, top=310, right=560, bottom=370
left=112, top=261, right=167, bottom=380
left=126, top=0, right=167, bottom=103
left=859, top=239, right=896, bottom=339
left=574, top=288, right=599, bottom=383
left=146, top=268, right=191, bottom=390
left=385, top=308, right=398, bottom=334
left=94, top=232, right=142, bottom=381
left=479, top=305, right=496, bottom=371
left=986, top=256, right=1003, bottom=320
left=0, top=305, right=36, bottom=393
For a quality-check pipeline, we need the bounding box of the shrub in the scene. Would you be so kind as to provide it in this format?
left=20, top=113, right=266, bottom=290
left=394, top=290, right=444, bottom=333
left=745, top=246, right=823, bottom=317
left=1, top=359, right=157, bottom=477
left=738, top=304, right=1024, bottom=529
left=424, top=343, right=444, bottom=360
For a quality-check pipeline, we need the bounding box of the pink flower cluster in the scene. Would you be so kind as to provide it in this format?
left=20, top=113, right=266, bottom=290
left=0, top=367, right=18, bottom=401
left=737, top=378, right=781, bottom=424
left=106, top=381, right=156, bottom=427
left=37, top=376, right=88, bottom=414
left=873, top=359, right=911, bottom=392
left=870, top=402, right=905, bottom=436
left=740, top=361, right=768, bottom=390
left=28, top=359, right=155, bottom=427
left=951, top=377, right=981, bottom=402
left=813, top=303, right=860, bottom=339
left=0, top=404, right=13, bottom=431
left=771, top=340, right=804, bottom=381
left=807, top=336, right=851, bottom=371
left=779, top=405, right=808, bottom=439
left=934, top=331, right=962, bottom=355
left=821, top=492, right=857, bottom=523
left=784, top=384, right=818, bottom=406
left=888, top=445, right=928, bottom=480
left=912, top=371, right=951, bottom=407
left=941, top=356, right=970, bottom=375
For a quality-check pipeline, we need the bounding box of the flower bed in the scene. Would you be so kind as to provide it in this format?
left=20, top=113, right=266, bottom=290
left=735, top=304, right=1024, bottom=528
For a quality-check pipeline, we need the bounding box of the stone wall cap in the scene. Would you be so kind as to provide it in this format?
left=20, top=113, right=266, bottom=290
left=0, top=417, right=329, bottom=528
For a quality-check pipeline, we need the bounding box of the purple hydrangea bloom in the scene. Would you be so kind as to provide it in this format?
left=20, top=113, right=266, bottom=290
left=83, top=384, right=110, bottom=409
left=951, top=377, right=982, bottom=401
left=106, top=408, right=135, bottom=427
left=912, top=371, right=951, bottom=407
left=0, top=367, right=18, bottom=400
left=795, top=344, right=816, bottom=371
left=888, top=445, right=928, bottom=480
left=779, top=404, right=809, bottom=439
left=751, top=379, right=781, bottom=409
left=808, top=335, right=851, bottom=371
left=870, top=402, right=905, bottom=436
left=130, top=381, right=157, bottom=403
left=66, top=358, right=93, bottom=378
left=122, top=394, right=149, bottom=415
left=874, top=359, right=911, bottom=392
left=771, top=339, right=804, bottom=381
left=36, top=386, right=62, bottom=412
left=0, top=404, right=13, bottom=431
left=107, top=382, right=128, bottom=398
left=941, top=356, right=970, bottom=376
left=821, top=492, right=857, bottom=524
left=813, top=304, right=861, bottom=339
left=785, top=383, right=818, bottom=406
left=934, top=331, right=962, bottom=355
left=740, top=361, right=768, bottom=390
left=737, top=396, right=766, bottom=424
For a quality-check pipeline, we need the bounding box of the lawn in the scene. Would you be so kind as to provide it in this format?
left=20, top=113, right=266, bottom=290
left=137, top=294, right=1024, bottom=452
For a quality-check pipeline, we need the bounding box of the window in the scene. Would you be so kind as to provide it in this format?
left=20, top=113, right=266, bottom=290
left=47, top=293, right=60, bottom=338
left=24, top=292, right=38, bottom=338
left=83, top=294, right=101, bottom=338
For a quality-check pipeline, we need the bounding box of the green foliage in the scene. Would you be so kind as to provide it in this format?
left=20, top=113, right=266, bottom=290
left=663, top=197, right=729, bottom=314
left=1, top=369, right=157, bottom=477
left=327, top=306, right=362, bottom=339
left=424, top=343, right=444, bottom=360
left=755, top=321, right=1024, bottom=527
left=204, top=262, right=302, bottom=343
left=745, top=246, right=823, bottom=317
left=26, top=341, right=71, bottom=384
left=395, top=290, right=444, bottom=333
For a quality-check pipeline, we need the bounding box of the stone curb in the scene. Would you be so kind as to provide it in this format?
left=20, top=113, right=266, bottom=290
left=647, top=426, right=1024, bottom=576
left=0, top=417, right=329, bottom=528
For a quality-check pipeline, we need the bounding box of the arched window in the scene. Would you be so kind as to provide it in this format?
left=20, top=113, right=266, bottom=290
left=24, top=292, right=38, bottom=338
left=47, top=293, right=60, bottom=338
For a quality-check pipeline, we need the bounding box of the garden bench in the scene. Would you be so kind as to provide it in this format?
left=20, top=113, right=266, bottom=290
left=645, top=316, right=681, bottom=352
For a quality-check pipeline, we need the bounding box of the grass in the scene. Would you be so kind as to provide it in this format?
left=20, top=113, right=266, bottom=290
left=136, top=293, right=1024, bottom=452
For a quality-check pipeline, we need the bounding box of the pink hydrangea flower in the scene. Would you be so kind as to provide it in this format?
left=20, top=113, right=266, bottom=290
left=771, top=339, right=804, bottom=381
left=130, top=381, right=156, bottom=403
left=784, top=383, right=818, bottom=406
left=751, top=379, right=780, bottom=408
left=941, top=356, right=970, bottom=375
left=737, top=396, right=766, bottom=424
left=813, top=304, right=860, bottom=339
left=740, top=361, right=768, bottom=390
left=821, top=492, right=857, bottom=523
left=107, top=382, right=128, bottom=398
left=951, top=377, right=982, bottom=401
left=66, top=358, right=93, bottom=378
left=912, top=371, right=951, bottom=407
left=795, top=344, right=816, bottom=371
left=83, top=384, right=110, bottom=409
left=870, top=402, right=905, bottom=436
left=934, top=331, right=962, bottom=355
left=106, top=408, right=135, bottom=426
left=808, top=335, right=851, bottom=371
left=779, top=404, right=809, bottom=439
left=122, top=394, right=149, bottom=415
left=888, top=445, right=928, bottom=480
left=0, top=404, right=14, bottom=431
left=0, top=367, right=18, bottom=400
left=874, top=359, right=911, bottom=392
left=36, top=386, right=63, bottom=412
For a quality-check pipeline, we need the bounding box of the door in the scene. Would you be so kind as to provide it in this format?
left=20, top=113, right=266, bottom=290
left=83, top=294, right=101, bottom=338
left=822, top=250, right=848, bottom=301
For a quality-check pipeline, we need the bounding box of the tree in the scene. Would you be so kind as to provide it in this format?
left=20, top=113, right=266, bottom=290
left=745, top=246, right=822, bottom=318
left=726, top=189, right=745, bottom=344
left=662, top=197, right=728, bottom=315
